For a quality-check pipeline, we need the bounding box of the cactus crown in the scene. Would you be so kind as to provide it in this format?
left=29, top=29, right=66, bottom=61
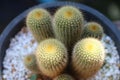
left=85, top=43, right=95, bottom=51
left=83, top=38, right=101, bottom=52
left=42, top=42, right=57, bottom=54
left=39, top=39, right=66, bottom=55
left=74, top=38, right=105, bottom=57
left=32, top=10, right=42, bottom=19
left=55, top=6, right=83, bottom=21
left=27, top=8, right=50, bottom=20
left=24, top=54, right=35, bottom=65
left=64, top=10, right=73, bottom=18
left=85, top=22, right=103, bottom=32
left=81, top=22, right=104, bottom=39
left=23, top=53, right=40, bottom=73
left=62, top=6, right=78, bottom=19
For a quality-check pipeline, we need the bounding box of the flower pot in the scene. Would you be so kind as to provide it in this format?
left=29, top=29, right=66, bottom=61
left=0, top=1, right=120, bottom=80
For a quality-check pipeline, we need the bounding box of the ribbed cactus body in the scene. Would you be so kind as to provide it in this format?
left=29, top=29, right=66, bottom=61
left=53, top=74, right=74, bottom=80
left=81, top=22, right=103, bottom=39
left=23, top=54, right=40, bottom=73
left=26, top=8, right=53, bottom=42
left=72, top=38, right=105, bottom=79
left=35, top=39, right=68, bottom=78
left=53, top=6, right=84, bottom=49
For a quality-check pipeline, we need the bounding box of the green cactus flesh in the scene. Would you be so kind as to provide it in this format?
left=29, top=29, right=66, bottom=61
left=26, top=8, right=53, bottom=42
left=53, top=6, right=84, bottom=49
left=35, top=39, right=68, bottom=78
left=72, top=38, right=105, bottom=79
left=81, top=22, right=104, bottom=39
left=53, top=74, right=74, bottom=80
left=23, top=54, right=40, bottom=73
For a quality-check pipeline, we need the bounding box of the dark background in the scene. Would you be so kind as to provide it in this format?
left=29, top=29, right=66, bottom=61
left=0, top=0, right=120, bottom=34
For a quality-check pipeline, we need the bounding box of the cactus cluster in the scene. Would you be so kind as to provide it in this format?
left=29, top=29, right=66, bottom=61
left=24, top=6, right=105, bottom=80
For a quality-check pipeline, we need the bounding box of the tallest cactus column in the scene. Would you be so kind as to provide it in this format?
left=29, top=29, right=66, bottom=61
left=53, top=6, right=84, bottom=50
left=26, top=8, right=54, bottom=42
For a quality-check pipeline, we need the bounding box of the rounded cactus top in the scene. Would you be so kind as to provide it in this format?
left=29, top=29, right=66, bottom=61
left=83, top=22, right=104, bottom=35
left=37, top=39, right=66, bottom=55
left=26, top=8, right=51, bottom=26
left=24, top=54, right=36, bottom=65
left=29, top=9, right=43, bottom=20
left=73, top=38, right=105, bottom=60
left=54, top=6, right=84, bottom=23
left=27, top=8, right=51, bottom=19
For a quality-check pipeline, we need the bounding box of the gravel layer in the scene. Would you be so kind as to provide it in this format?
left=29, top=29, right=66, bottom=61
left=2, top=27, right=120, bottom=80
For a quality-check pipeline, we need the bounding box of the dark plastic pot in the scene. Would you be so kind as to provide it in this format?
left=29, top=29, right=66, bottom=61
left=0, top=1, right=120, bottom=79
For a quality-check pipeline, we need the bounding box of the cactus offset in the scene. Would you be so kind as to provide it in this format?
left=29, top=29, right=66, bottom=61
left=72, top=38, right=105, bottom=79
left=81, top=22, right=104, bottom=39
left=23, top=54, right=40, bottom=73
left=53, top=74, right=74, bottom=80
left=26, top=8, right=53, bottom=42
left=53, top=6, right=84, bottom=50
left=35, top=39, right=68, bottom=78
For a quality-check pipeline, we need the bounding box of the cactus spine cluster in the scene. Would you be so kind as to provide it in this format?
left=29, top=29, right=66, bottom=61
left=53, top=74, right=74, bottom=80
left=23, top=53, right=40, bottom=73
left=72, top=38, right=105, bottom=79
left=53, top=6, right=84, bottom=49
left=81, top=22, right=104, bottom=39
left=35, top=39, right=68, bottom=78
left=26, top=8, right=53, bottom=42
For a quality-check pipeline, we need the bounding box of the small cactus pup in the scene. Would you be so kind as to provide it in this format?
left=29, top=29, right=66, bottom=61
left=81, top=22, right=104, bottom=39
left=26, top=8, right=54, bottom=42
left=35, top=39, right=68, bottom=78
left=23, top=53, right=40, bottom=74
left=53, top=74, right=74, bottom=80
left=53, top=6, right=84, bottom=50
left=72, top=38, right=105, bottom=79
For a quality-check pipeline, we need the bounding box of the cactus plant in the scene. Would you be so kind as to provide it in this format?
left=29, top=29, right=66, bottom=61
left=23, top=53, right=40, bottom=73
left=72, top=38, right=105, bottom=79
left=81, top=22, right=104, bottom=39
left=35, top=39, right=68, bottom=78
left=53, top=6, right=84, bottom=50
left=26, top=8, right=53, bottom=42
left=53, top=74, right=74, bottom=80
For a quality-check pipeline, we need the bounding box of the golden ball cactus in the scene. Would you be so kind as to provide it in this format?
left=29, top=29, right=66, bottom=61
left=81, top=22, right=104, bottom=39
left=23, top=54, right=40, bottom=73
left=35, top=39, right=68, bottom=78
left=72, top=38, right=105, bottom=79
left=53, top=6, right=84, bottom=49
left=26, top=8, right=54, bottom=42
